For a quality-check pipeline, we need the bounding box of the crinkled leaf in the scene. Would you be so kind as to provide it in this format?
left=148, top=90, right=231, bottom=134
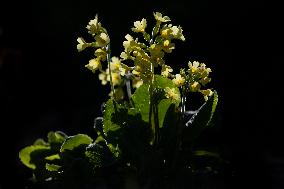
left=48, top=131, right=67, bottom=144
left=85, top=143, right=116, bottom=169
left=45, top=163, right=61, bottom=171
left=33, top=138, right=48, bottom=146
left=103, top=99, right=150, bottom=160
left=19, top=145, right=50, bottom=169
left=45, top=154, right=60, bottom=161
left=103, top=99, right=122, bottom=134
left=60, top=134, right=93, bottom=152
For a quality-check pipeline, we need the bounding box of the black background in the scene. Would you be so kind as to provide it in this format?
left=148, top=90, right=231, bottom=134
left=1, top=0, right=283, bottom=188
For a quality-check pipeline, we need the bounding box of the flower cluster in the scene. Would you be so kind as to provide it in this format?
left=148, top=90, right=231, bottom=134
left=77, top=12, right=212, bottom=102
left=172, top=61, right=213, bottom=100
left=77, top=15, right=110, bottom=74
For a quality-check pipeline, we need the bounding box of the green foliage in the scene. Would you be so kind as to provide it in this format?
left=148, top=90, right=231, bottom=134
left=60, top=134, right=93, bottom=152
left=19, top=12, right=223, bottom=189
left=19, top=145, right=51, bottom=169
left=132, top=75, right=180, bottom=128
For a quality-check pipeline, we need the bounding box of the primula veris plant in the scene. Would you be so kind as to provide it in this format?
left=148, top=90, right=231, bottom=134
left=19, top=12, right=220, bottom=189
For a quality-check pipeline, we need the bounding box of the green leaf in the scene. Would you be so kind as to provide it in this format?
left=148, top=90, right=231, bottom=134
left=131, top=83, right=150, bottom=123
left=103, top=99, right=151, bottom=160
left=45, top=154, right=60, bottom=161
left=158, top=99, right=173, bottom=128
left=182, top=91, right=218, bottom=143
left=33, top=138, right=48, bottom=146
left=60, top=134, right=93, bottom=152
left=19, top=145, right=50, bottom=169
left=48, top=131, right=67, bottom=144
left=132, top=75, right=180, bottom=128
left=85, top=143, right=117, bottom=170
left=45, top=163, right=61, bottom=171
left=103, top=99, right=122, bottom=135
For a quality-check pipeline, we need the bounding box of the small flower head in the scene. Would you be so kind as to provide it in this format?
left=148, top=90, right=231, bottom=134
left=132, top=18, right=147, bottom=33
left=161, top=65, right=173, bottom=77
left=86, top=15, right=102, bottom=35
left=162, top=40, right=175, bottom=53
left=164, top=87, right=180, bottom=102
left=172, top=74, right=185, bottom=87
left=110, top=57, right=121, bottom=71
left=189, top=81, right=201, bottom=92
left=99, top=72, right=108, bottom=85
left=85, top=58, right=101, bottom=73
left=77, top=37, right=90, bottom=52
left=171, top=26, right=185, bottom=41
left=94, top=32, right=110, bottom=47
left=95, top=48, right=107, bottom=61
left=153, top=12, right=171, bottom=23
left=200, top=89, right=213, bottom=101
left=107, top=72, right=122, bottom=86
left=188, top=61, right=200, bottom=73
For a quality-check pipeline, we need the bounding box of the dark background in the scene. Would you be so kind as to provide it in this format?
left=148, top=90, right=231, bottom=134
left=1, top=0, right=283, bottom=188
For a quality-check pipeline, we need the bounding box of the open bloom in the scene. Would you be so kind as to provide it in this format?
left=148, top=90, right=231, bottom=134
left=153, top=12, right=171, bottom=23
left=164, top=87, right=180, bottom=102
left=161, top=65, right=173, bottom=77
left=200, top=89, right=213, bottom=101
left=189, top=81, right=201, bottom=92
left=85, top=58, right=101, bottom=73
left=86, top=15, right=102, bottom=35
left=172, top=74, right=185, bottom=87
left=77, top=37, right=89, bottom=52
left=110, top=57, right=121, bottom=71
left=132, top=18, right=147, bottom=33
left=95, top=33, right=110, bottom=47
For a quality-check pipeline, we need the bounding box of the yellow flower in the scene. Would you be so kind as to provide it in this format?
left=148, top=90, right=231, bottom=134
left=199, top=63, right=212, bottom=78
left=171, top=26, right=185, bottom=41
left=161, top=65, right=173, bottom=77
left=120, top=52, right=129, bottom=60
left=110, top=57, right=121, bottom=71
left=200, top=77, right=211, bottom=86
left=172, top=74, right=185, bottom=87
left=188, top=61, right=200, bottom=73
left=107, top=72, right=121, bottom=86
left=200, top=89, right=213, bottom=101
left=189, top=81, right=201, bottom=92
left=95, top=48, right=107, bottom=61
left=162, top=40, right=175, bottom=53
left=153, top=12, right=171, bottom=23
left=149, top=44, right=164, bottom=59
left=132, top=18, right=147, bottom=33
left=123, top=34, right=134, bottom=50
left=161, top=28, right=171, bottom=38
left=132, top=77, right=143, bottom=88
left=86, top=15, right=102, bottom=35
left=94, top=32, right=110, bottom=47
left=132, top=65, right=142, bottom=76
left=164, top=87, right=180, bottom=102
left=99, top=72, right=108, bottom=85
left=77, top=37, right=89, bottom=52
left=85, top=58, right=101, bottom=73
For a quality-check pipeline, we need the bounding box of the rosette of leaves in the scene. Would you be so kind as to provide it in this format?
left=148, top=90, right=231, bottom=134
left=19, top=131, right=120, bottom=188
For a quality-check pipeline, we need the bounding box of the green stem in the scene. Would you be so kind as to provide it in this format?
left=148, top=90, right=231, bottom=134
left=171, top=87, right=186, bottom=171
left=106, top=43, right=115, bottom=100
